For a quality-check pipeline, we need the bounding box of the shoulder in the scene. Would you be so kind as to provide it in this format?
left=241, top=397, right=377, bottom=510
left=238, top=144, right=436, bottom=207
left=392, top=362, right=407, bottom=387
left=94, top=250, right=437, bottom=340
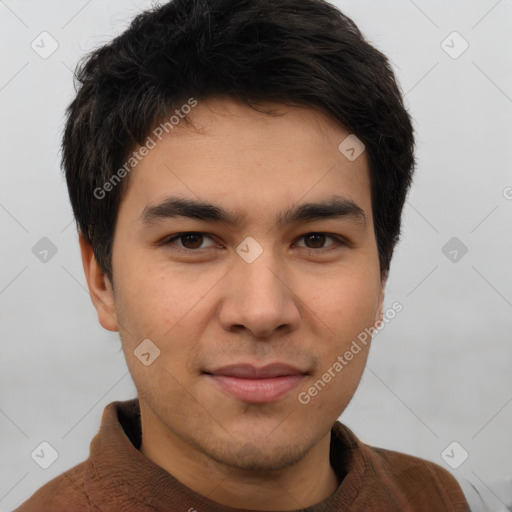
left=371, top=444, right=465, bottom=494
left=372, top=446, right=470, bottom=510
left=332, top=422, right=470, bottom=511
left=13, top=461, right=99, bottom=512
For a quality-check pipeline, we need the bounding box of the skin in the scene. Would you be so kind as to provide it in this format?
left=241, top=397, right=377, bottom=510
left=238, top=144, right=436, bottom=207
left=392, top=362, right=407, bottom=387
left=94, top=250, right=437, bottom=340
left=80, top=97, right=385, bottom=510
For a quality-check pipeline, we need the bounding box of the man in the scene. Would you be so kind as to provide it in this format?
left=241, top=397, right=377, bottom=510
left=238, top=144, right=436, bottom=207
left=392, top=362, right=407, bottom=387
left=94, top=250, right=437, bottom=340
left=15, top=0, right=470, bottom=510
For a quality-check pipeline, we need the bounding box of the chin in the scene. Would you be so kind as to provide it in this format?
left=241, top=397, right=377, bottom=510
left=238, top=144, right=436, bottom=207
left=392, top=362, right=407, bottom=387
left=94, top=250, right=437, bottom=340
left=206, top=437, right=308, bottom=473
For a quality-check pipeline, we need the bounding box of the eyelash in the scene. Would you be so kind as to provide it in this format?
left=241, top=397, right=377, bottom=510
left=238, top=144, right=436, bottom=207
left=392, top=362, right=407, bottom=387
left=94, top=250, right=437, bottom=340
left=160, top=232, right=348, bottom=254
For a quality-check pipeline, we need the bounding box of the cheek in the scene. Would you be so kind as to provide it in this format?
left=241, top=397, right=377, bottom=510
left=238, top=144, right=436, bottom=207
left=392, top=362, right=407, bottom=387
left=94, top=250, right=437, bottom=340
left=113, top=260, right=226, bottom=389
left=296, top=274, right=376, bottom=418
left=307, top=268, right=380, bottom=340
left=115, top=271, right=202, bottom=397
left=114, top=255, right=222, bottom=339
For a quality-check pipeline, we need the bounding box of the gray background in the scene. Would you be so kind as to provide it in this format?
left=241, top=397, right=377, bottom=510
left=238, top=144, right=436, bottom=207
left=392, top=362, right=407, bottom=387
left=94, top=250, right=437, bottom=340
left=1, top=1, right=511, bottom=510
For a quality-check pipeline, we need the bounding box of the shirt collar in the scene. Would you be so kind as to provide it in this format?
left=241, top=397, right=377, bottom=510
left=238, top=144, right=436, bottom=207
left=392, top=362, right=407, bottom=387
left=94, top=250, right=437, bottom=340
left=83, top=398, right=366, bottom=511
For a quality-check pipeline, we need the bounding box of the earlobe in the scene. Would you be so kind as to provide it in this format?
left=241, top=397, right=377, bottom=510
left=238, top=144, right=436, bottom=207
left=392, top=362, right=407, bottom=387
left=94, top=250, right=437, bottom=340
left=374, top=304, right=384, bottom=328
left=78, top=234, right=119, bottom=332
left=375, top=307, right=384, bottom=326
left=374, top=275, right=387, bottom=327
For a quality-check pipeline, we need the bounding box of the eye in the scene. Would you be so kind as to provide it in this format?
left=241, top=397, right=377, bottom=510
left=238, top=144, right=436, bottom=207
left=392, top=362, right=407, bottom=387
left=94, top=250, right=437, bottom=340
left=294, top=232, right=346, bottom=251
left=163, top=232, right=218, bottom=251
left=159, top=231, right=347, bottom=255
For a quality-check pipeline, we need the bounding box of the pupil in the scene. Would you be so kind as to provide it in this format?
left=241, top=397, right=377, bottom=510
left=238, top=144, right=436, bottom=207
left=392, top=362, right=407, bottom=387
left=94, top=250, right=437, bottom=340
left=182, top=233, right=203, bottom=249
left=306, top=233, right=325, bottom=248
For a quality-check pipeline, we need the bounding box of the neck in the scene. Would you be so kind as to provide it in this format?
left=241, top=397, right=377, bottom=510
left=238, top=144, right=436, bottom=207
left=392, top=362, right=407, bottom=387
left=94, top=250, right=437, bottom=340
left=140, top=411, right=340, bottom=510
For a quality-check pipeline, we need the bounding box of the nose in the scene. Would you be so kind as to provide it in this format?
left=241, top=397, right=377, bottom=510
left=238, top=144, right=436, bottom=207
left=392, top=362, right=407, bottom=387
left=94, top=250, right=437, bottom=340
left=218, top=248, right=301, bottom=338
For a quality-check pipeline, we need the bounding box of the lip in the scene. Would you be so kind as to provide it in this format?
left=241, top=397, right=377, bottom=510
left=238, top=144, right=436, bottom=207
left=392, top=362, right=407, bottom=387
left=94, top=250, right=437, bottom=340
left=204, top=363, right=308, bottom=403
left=206, top=363, right=307, bottom=378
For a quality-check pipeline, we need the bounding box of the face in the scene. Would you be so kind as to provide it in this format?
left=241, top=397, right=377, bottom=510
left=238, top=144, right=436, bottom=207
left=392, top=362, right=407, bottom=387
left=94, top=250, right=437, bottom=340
left=84, top=97, right=385, bottom=473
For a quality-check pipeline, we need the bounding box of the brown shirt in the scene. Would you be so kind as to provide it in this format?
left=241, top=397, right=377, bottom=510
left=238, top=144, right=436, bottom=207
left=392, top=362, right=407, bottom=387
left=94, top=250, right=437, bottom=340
left=15, top=399, right=470, bottom=511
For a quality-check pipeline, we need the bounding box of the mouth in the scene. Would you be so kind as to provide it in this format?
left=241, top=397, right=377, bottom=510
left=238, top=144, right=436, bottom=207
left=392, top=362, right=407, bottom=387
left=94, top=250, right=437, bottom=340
left=203, top=363, right=308, bottom=403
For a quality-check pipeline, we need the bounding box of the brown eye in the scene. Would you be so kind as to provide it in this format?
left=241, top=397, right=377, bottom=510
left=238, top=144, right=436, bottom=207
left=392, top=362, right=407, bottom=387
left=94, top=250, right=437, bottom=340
left=294, top=232, right=346, bottom=252
left=180, top=233, right=204, bottom=249
left=303, top=233, right=326, bottom=248
left=162, top=232, right=217, bottom=251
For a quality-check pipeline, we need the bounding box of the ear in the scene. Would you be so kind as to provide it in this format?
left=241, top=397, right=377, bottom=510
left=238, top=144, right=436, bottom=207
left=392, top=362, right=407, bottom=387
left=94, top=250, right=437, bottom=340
left=79, top=233, right=119, bottom=332
left=374, top=272, right=387, bottom=327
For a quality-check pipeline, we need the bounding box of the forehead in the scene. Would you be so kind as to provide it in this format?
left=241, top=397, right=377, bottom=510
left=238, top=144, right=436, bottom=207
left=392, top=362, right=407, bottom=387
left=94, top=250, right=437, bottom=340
left=119, top=97, right=372, bottom=224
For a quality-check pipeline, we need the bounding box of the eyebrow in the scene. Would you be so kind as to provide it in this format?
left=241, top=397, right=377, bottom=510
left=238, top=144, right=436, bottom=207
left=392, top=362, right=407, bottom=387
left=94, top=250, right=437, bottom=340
left=140, top=195, right=367, bottom=229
